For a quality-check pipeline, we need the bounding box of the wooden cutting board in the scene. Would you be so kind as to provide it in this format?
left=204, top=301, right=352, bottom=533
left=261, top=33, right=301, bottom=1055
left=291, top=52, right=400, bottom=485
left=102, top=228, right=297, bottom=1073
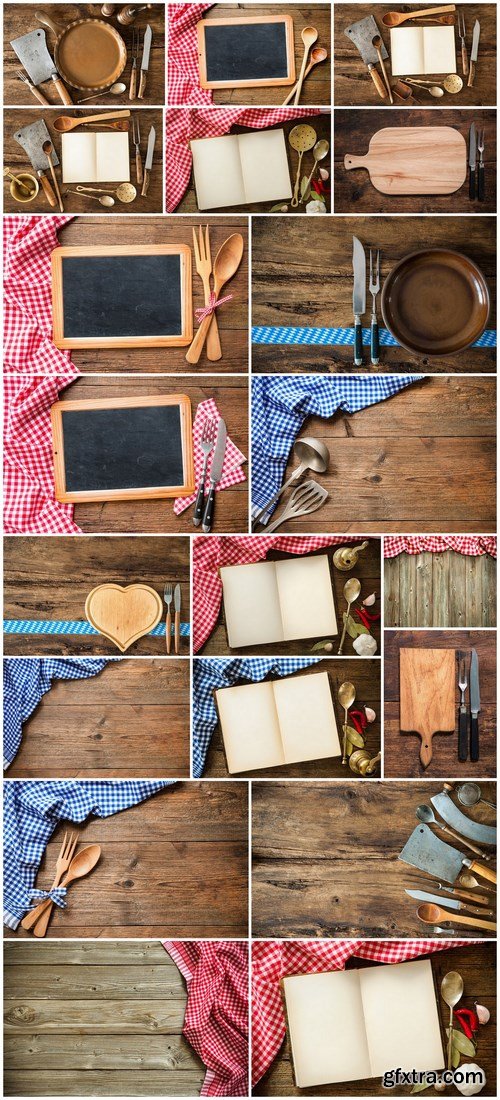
left=85, top=583, right=163, bottom=652
left=400, top=648, right=456, bottom=768
left=344, top=127, right=467, bottom=194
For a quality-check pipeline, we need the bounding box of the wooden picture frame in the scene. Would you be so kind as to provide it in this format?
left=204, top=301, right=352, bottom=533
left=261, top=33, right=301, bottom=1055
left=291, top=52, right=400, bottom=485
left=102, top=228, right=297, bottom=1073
left=51, top=394, right=195, bottom=503
left=197, top=14, right=295, bottom=89
left=51, top=244, right=193, bottom=349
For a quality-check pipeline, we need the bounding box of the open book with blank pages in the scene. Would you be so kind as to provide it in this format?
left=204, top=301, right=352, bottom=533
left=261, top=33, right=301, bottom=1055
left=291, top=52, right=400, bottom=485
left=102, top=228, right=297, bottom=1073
left=283, top=959, right=445, bottom=1088
left=190, top=128, right=292, bottom=210
left=390, top=26, right=456, bottom=76
left=215, top=670, right=340, bottom=774
left=61, top=132, right=130, bottom=183
left=220, top=555, right=338, bottom=649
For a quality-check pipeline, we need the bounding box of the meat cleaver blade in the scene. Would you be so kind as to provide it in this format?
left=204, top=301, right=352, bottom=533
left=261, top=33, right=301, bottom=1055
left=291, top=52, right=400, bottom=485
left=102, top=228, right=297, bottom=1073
left=13, top=119, right=59, bottom=173
left=398, top=823, right=491, bottom=885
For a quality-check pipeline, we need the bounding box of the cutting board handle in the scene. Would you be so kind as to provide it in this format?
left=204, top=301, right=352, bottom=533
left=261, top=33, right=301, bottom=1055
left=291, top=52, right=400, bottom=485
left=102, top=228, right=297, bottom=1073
left=468, top=860, right=496, bottom=885
left=344, top=154, right=369, bottom=171
left=419, top=738, right=433, bottom=770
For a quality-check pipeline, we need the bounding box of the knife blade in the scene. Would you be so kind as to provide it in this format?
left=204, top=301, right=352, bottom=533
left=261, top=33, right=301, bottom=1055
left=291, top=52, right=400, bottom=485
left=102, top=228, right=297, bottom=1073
left=468, top=19, right=480, bottom=88
left=470, top=649, right=481, bottom=762
left=202, top=420, right=226, bottom=533
left=138, top=24, right=152, bottom=100
left=352, top=236, right=366, bottom=368
left=141, top=125, right=156, bottom=198
left=173, top=583, right=181, bottom=655
left=468, top=121, right=476, bottom=200
left=404, top=875, right=493, bottom=906
left=405, top=889, right=493, bottom=917
left=399, top=823, right=496, bottom=886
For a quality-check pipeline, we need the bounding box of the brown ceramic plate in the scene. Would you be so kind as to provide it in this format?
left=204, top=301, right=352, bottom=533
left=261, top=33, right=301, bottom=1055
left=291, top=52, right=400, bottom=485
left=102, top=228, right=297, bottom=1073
left=54, top=19, right=127, bottom=91
left=381, top=249, right=490, bottom=356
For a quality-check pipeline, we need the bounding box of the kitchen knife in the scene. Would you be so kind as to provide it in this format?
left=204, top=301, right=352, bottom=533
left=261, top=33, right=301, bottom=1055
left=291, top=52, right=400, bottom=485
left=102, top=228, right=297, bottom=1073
left=468, top=20, right=480, bottom=88
left=202, top=419, right=226, bottom=533
left=141, top=125, right=156, bottom=197
left=405, top=889, right=493, bottom=917
left=470, top=648, right=481, bottom=762
left=468, top=121, right=476, bottom=201
left=13, top=119, right=59, bottom=208
left=404, top=875, right=492, bottom=906
left=10, top=28, right=73, bottom=105
left=174, top=583, right=181, bottom=655
left=138, top=24, right=152, bottom=100
left=352, top=236, right=366, bottom=367
left=399, top=823, right=496, bottom=885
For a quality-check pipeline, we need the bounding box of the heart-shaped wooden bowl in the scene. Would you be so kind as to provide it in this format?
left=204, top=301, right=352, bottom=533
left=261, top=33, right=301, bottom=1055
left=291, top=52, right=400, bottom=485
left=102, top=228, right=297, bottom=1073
left=85, top=583, right=163, bottom=652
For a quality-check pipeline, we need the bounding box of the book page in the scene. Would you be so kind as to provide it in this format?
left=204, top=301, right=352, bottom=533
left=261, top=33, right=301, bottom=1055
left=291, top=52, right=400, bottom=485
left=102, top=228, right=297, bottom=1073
left=423, top=27, right=456, bottom=74
left=273, top=671, right=340, bottom=763
left=220, top=561, right=284, bottom=648
left=190, top=135, right=245, bottom=210
left=276, top=555, right=338, bottom=640
left=283, top=970, right=372, bottom=1087
left=61, top=133, right=97, bottom=183
left=361, top=959, right=445, bottom=1077
left=96, top=133, right=130, bottom=182
left=238, top=129, right=292, bottom=204
left=215, top=681, right=285, bottom=774
left=390, top=27, right=425, bottom=75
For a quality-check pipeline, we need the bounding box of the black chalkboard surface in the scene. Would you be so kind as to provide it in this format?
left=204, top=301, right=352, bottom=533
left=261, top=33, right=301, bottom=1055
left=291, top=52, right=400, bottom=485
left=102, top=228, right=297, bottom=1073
left=197, top=15, right=295, bottom=89
left=52, top=245, right=192, bottom=349
left=51, top=395, right=195, bottom=502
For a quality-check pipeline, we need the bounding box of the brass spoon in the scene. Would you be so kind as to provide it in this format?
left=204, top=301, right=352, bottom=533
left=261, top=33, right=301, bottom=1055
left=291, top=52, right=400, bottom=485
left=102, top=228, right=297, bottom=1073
left=282, top=47, right=328, bottom=106
left=338, top=577, right=361, bottom=655
left=42, top=139, right=64, bottom=212
left=338, top=681, right=356, bottom=765
left=186, top=233, right=244, bottom=364
left=372, top=35, right=393, bottom=103
left=417, top=902, right=496, bottom=933
left=404, top=79, right=444, bottom=98
left=78, top=81, right=127, bottom=103
left=75, top=183, right=137, bottom=203
left=441, top=971, right=464, bottom=1070
left=65, top=190, right=115, bottom=207
left=300, top=139, right=329, bottom=203
left=52, top=110, right=130, bottom=133
left=32, top=844, right=102, bottom=938
left=294, top=26, right=318, bottom=106
left=289, top=123, right=317, bottom=207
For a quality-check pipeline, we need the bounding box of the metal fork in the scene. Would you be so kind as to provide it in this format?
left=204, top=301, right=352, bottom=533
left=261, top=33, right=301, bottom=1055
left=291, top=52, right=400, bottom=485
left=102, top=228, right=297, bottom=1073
left=192, top=226, right=222, bottom=361
left=21, top=832, right=78, bottom=932
left=164, top=583, right=173, bottom=655
left=129, top=28, right=139, bottom=99
left=458, top=651, right=468, bottom=763
left=368, top=249, right=380, bottom=367
left=457, top=12, right=468, bottom=76
left=193, top=418, right=216, bottom=527
left=132, top=115, right=142, bottom=185
left=477, top=128, right=485, bottom=202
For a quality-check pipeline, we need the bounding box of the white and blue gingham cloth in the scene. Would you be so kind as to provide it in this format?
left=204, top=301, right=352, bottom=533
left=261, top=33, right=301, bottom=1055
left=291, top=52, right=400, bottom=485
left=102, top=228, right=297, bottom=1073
left=4, top=779, right=174, bottom=929
left=192, top=657, right=320, bottom=777
left=3, top=658, right=111, bottom=770
left=251, top=375, right=421, bottom=517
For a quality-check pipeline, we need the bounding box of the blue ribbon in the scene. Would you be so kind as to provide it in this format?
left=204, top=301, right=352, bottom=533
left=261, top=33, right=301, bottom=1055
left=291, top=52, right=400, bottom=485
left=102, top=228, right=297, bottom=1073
left=4, top=620, right=190, bottom=637
left=29, top=887, right=67, bottom=909
left=252, top=325, right=497, bottom=348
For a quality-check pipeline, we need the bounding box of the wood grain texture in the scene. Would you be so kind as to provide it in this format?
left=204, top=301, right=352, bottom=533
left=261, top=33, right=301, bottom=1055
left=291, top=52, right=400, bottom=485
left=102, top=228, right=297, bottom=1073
left=254, top=942, right=497, bottom=1097
left=4, top=940, right=206, bottom=1097
left=4, top=108, right=164, bottom=214
left=174, top=113, right=331, bottom=213
left=251, top=214, right=496, bottom=374
left=7, top=658, right=190, bottom=779
left=384, top=551, right=497, bottom=626
left=250, top=377, right=496, bottom=533
left=344, top=126, right=467, bottom=195
left=41, top=375, right=248, bottom=532
left=3, top=4, right=166, bottom=106
left=399, top=647, right=455, bottom=766
left=251, top=779, right=496, bottom=938
left=384, top=629, right=497, bottom=778
left=3, top=535, right=190, bottom=655
left=334, top=108, right=496, bottom=213
left=196, top=3, right=331, bottom=105
left=203, top=656, right=381, bottom=778
left=334, top=4, right=497, bottom=107
left=52, top=216, right=249, bottom=374
left=5, top=783, right=248, bottom=938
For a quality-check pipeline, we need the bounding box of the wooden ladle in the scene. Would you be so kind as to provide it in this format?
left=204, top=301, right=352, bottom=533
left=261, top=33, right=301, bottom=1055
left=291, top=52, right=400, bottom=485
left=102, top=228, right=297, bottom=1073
left=32, top=844, right=102, bottom=938
left=282, top=46, right=327, bottom=106
left=42, top=139, right=64, bottom=212
left=382, top=6, right=456, bottom=28
left=294, top=26, right=318, bottom=105
left=186, top=233, right=244, bottom=364
left=52, top=109, right=130, bottom=132
left=417, top=902, right=496, bottom=933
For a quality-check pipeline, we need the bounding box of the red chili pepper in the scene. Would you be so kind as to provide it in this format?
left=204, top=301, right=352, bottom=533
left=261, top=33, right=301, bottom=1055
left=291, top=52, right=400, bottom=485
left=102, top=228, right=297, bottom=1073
left=348, top=709, right=368, bottom=734
left=455, top=1008, right=479, bottom=1039
left=355, top=607, right=381, bottom=622
left=354, top=608, right=371, bottom=629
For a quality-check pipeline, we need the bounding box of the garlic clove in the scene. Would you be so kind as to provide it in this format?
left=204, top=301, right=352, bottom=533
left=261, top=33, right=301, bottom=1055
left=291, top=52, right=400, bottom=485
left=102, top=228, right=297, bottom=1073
left=454, top=1064, right=486, bottom=1095
left=474, top=1003, right=490, bottom=1025
left=363, top=592, right=376, bottom=606
left=364, top=707, right=376, bottom=723
left=353, top=634, right=378, bottom=656
left=434, top=1080, right=446, bottom=1093
left=319, top=167, right=329, bottom=180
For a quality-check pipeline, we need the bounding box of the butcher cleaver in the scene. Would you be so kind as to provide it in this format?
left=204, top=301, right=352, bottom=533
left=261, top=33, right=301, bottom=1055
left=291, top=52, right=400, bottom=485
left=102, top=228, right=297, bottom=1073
left=431, top=790, right=496, bottom=847
left=344, top=15, right=388, bottom=100
left=10, top=28, right=73, bottom=104
left=14, top=120, right=59, bottom=208
left=399, top=823, right=496, bottom=885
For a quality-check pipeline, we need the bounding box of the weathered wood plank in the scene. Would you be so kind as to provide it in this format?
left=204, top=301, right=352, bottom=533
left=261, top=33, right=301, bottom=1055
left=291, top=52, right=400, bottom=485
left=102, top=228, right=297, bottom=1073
left=4, top=998, right=186, bottom=1035
left=5, top=965, right=185, bottom=1001
left=4, top=1070, right=206, bottom=1096
left=5, top=1034, right=201, bottom=1071
left=4, top=941, right=172, bottom=966
left=384, top=552, right=497, bottom=627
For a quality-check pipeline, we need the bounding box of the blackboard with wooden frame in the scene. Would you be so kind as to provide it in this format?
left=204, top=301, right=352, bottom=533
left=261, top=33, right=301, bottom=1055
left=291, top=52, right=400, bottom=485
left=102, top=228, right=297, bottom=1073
left=197, top=15, right=295, bottom=90
left=51, top=244, right=193, bottom=349
left=51, top=395, right=195, bottom=503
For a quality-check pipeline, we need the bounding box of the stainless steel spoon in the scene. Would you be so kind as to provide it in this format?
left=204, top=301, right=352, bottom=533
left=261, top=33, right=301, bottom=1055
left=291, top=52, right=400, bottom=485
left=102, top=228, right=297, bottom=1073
left=65, top=190, right=115, bottom=207
left=416, top=804, right=489, bottom=858
left=78, top=82, right=127, bottom=103
left=252, top=436, right=329, bottom=527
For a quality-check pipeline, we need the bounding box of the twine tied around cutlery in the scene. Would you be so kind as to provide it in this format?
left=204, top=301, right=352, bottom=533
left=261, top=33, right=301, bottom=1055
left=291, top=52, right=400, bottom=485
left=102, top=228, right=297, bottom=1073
left=195, top=291, right=233, bottom=324
left=28, top=887, right=67, bottom=909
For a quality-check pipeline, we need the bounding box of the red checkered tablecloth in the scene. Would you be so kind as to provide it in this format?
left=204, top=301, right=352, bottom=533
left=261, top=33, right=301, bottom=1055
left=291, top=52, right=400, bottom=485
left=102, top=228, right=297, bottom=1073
left=168, top=2, right=214, bottom=106
left=385, top=536, right=497, bottom=558
left=174, top=398, right=246, bottom=515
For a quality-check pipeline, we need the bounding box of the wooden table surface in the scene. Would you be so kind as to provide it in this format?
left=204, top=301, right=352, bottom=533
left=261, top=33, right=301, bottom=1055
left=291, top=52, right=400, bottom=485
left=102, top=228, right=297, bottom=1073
left=384, top=629, right=497, bottom=779
left=198, top=540, right=381, bottom=655
left=4, top=107, right=164, bottom=214
left=56, top=216, right=249, bottom=374
left=5, top=782, right=249, bottom=938
left=384, top=550, right=497, bottom=628
left=251, top=377, right=496, bottom=533
left=251, top=215, right=496, bottom=374
left=174, top=112, right=331, bottom=214
left=48, top=375, right=248, bottom=534
left=3, top=3, right=166, bottom=107
left=254, top=942, right=497, bottom=1097
left=251, top=780, right=497, bottom=938
left=334, top=108, right=497, bottom=214
left=5, top=941, right=208, bottom=1097
left=203, top=656, right=381, bottom=779
left=196, top=3, right=331, bottom=106
left=334, top=4, right=497, bottom=108
left=3, top=535, right=190, bottom=656
left=8, top=657, right=191, bottom=779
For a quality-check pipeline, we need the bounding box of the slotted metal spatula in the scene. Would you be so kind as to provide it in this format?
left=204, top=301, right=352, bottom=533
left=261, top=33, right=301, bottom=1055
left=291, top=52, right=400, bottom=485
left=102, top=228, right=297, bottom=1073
left=265, top=480, right=329, bottom=533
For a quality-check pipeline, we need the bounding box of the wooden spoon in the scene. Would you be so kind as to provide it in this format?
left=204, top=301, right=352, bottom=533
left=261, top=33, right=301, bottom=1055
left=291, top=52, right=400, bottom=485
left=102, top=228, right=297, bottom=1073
left=32, top=844, right=102, bottom=938
left=294, top=26, right=318, bottom=106
left=416, top=902, right=496, bottom=933
left=42, top=140, right=64, bottom=213
left=52, top=110, right=130, bottom=133
left=372, top=35, right=393, bottom=103
left=382, top=6, right=456, bottom=28
left=186, top=233, right=244, bottom=364
left=281, top=47, right=327, bottom=106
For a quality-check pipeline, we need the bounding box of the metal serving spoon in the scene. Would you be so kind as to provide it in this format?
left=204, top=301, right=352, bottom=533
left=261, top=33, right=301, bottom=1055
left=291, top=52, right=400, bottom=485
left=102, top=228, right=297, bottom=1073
left=78, top=81, right=127, bottom=103
left=338, top=681, right=356, bottom=765
left=65, top=190, right=115, bottom=207
left=416, top=804, right=489, bottom=858
left=338, top=578, right=361, bottom=656
left=253, top=437, right=329, bottom=527
left=442, top=972, right=464, bottom=1070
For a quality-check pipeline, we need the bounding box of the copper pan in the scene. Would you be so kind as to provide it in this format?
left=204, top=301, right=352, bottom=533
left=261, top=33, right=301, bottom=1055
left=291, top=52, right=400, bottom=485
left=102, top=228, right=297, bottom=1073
left=36, top=12, right=127, bottom=91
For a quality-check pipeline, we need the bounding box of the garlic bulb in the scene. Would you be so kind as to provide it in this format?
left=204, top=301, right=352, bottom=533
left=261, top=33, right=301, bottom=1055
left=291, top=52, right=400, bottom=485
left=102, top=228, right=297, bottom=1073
left=363, top=592, right=376, bottom=606
left=474, top=1003, right=490, bottom=1025
left=364, top=707, right=376, bottom=723
left=434, top=1080, right=446, bottom=1092
left=454, top=1064, right=486, bottom=1095
left=353, top=634, right=378, bottom=656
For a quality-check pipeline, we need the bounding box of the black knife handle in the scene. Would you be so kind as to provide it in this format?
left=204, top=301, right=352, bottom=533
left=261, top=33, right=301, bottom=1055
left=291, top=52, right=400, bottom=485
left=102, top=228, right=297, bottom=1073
left=193, top=481, right=205, bottom=527
left=469, top=167, right=476, bottom=201
left=478, top=165, right=485, bottom=202
left=458, top=707, right=468, bottom=762
left=470, top=714, right=479, bottom=763
left=371, top=319, right=379, bottom=366
left=202, top=485, right=215, bottom=533
left=354, top=320, right=363, bottom=367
